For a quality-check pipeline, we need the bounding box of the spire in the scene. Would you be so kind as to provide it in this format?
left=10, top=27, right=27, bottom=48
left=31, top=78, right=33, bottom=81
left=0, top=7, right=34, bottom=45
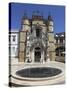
left=32, top=10, right=40, bottom=16
left=32, top=10, right=43, bottom=20
left=48, top=12, right=53, bottom=21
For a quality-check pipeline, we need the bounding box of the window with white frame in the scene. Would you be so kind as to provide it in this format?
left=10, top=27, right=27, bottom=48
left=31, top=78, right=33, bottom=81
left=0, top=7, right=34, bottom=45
left=12, top=35, right=16, bottom=42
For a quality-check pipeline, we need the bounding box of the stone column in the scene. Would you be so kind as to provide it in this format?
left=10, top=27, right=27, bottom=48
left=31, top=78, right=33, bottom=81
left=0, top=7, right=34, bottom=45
left=63, top=39, right=65, bottom=44
left=41, top=50, right=44, bottom=63
left=30, top=48, right=34, bottom=63
left=47, top=54, right=50, bottom=62
left=50, top=51, right=55, bottom=61
left=58, top=39, right=60, bottom=44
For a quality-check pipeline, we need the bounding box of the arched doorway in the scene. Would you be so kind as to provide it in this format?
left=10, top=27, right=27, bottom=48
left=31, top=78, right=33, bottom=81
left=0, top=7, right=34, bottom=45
left=55, top=46, right=65, bottom=56
left=34, top=47, right=41, bottom=62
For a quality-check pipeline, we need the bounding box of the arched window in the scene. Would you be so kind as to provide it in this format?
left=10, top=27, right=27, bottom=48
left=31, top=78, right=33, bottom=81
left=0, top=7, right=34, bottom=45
left=36, top=28, right=40, bottom=37
left=55, top=46, right=65, bottom=56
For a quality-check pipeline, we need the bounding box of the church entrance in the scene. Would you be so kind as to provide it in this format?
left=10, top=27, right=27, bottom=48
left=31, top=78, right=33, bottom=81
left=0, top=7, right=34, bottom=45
left=34, top=47, right=41, bottom=62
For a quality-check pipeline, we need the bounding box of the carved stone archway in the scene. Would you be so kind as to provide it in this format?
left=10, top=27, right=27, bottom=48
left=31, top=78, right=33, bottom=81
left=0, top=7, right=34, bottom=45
left=34, top=47, right=41, bottom=62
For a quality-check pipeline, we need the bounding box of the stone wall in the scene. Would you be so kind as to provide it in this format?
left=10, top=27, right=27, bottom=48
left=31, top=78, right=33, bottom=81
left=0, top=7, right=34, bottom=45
left=48, top=32, right=55, bottom=61
left=18, top=31, right=27, bottom=62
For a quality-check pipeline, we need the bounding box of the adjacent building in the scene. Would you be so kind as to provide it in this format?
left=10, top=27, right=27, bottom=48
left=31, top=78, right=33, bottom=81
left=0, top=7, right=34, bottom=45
left=55, top=32, right=65, bottom=62
left=9, top=30, right=18, bottom=58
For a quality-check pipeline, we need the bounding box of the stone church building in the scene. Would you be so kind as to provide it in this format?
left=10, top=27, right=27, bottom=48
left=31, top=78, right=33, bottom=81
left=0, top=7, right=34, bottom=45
left=18, top=14, right=55, bottom=63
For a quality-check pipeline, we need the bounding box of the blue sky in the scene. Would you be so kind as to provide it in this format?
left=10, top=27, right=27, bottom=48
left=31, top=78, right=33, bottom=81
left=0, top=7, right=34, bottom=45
left=9, top=3, right=65, bottom=33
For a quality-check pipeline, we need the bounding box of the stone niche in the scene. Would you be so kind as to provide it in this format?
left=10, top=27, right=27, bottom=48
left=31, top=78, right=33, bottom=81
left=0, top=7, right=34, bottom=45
left=18, top=31, right=27, bottom=62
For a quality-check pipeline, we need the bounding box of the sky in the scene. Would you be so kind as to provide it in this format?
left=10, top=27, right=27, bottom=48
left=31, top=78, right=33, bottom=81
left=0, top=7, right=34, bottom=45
left=9, top=3, right=65, bottom=33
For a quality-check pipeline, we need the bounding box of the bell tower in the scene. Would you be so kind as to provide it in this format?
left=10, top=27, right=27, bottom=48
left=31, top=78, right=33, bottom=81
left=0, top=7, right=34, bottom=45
left=18, top=12, right=30, bottom=62
left=21, top=12, right=30, bottom=32
left=47, top=15, right=55, bottom=61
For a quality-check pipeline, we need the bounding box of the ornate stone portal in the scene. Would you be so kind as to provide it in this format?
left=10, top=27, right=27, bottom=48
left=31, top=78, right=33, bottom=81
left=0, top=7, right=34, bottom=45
left=18, top=14, right=55, bottom=63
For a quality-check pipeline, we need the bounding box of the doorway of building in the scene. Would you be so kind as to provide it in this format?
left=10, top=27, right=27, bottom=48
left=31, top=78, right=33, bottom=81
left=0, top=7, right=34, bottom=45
left=34, top=47, right=41, bottom=62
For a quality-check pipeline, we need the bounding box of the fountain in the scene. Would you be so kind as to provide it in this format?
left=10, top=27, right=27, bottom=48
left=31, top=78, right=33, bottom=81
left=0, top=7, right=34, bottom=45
left=10, top=60, right=65, bottom=86
left=16, top=67, right=62, bottom=78
left=16, top=57, right=62, bottom=79
left=11, top=53, right=65, bottom=86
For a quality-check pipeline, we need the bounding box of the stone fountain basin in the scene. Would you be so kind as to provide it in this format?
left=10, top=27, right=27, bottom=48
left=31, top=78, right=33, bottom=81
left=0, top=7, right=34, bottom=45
left=16, top=67, right=62, bottom=79
left=11, top=61, right=65, bottom=81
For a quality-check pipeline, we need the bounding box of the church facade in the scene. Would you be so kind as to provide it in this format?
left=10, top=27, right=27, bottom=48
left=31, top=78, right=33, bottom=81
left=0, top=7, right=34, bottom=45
left=18, top=14, right=55, bottom=63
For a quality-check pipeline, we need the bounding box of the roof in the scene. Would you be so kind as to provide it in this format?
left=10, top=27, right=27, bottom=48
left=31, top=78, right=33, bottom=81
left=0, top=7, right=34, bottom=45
left=55, top=32, right=65, bottom=35
left=9, top=30, right=19, bottom=34
left=55, top=32, right=65, bottom=38
left=9, top=29, right=19, bottom=33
